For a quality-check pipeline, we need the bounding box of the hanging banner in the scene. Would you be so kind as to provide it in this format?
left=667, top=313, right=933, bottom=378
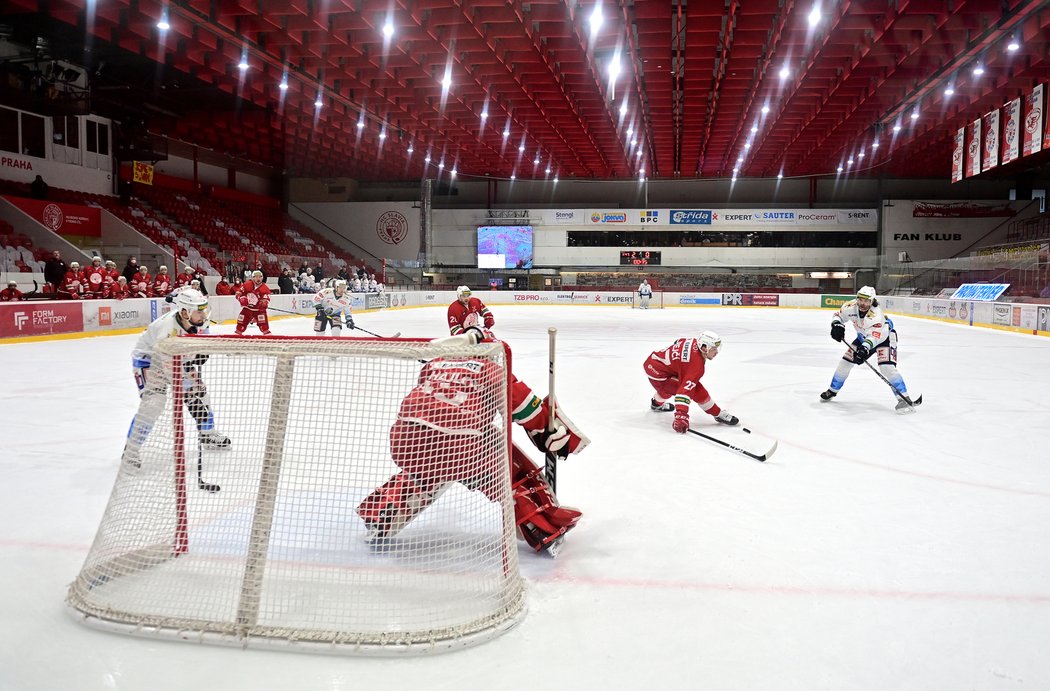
left=132, top=161, right=154, bottom=185
left=965, top=119, right=982, bottom=177
left=1001, top=98, right=1020, bottom=165
left=1045, top=83, right=1050, bottom=152
left=1022, top=83, right=1044, bottom=157
left=981, top=109, right=999, bottom=172
left=951, top=126, right=965, bottom=183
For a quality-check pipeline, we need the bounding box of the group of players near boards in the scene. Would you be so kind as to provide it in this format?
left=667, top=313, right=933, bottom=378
left=120, top=281, right=916, bottom=556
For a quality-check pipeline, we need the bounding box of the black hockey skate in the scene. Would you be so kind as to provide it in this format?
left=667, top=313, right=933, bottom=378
left=200, top=431, right=232, bottom=449
left=819, top=389, right=837, bottom=401
left=650, top=398, right=675, bottom=412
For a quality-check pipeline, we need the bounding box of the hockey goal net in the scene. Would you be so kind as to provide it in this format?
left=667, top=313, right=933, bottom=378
left=632, top=290, right=664, bottom=309
left=67, top=336, right=526, bottom=654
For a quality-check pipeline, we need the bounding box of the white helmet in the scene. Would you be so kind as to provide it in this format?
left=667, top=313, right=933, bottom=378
left=91, top=256, right=102, bottom=264
left=158, top=265, right=168, bottom=272
left=698, top=330, right=722, bottom=352
left=174, top=288, right=209, bottom=319
left=456, top=285, right=472, bottom=298
left=857, top=285, right=876, bottom=300
left=334, top=279, right=348, bottom=292
left=184, top=265, right=195, bottom=274
left=252, top=270, right=264, bottom=279
left=70, top=261, right=80, bottom=269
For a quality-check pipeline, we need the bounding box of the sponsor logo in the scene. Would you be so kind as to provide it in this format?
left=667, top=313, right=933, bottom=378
left=677, top=296, right=723, bottom=305
left=514, top=294, right=541, bottom=301
left=425, top=294, right=437, bottom=301
left=590, top=212, right=602, bottom=223
left=601, top=212, right=627, bottom=223
left=669, top=209, right=712, bottom=224
left=14, top=311, right=28, bottom=330
left=640, top=210, right=659, bottom=223
left=553, top=210, right=576, bottom=222
left=797, top=212, right=838, bottom=222
left=718, top=213, right=754, bottom=222
left=746, top=294, right=780, bottom=306
left=821, top=295, right=854, bottom=308
left=605, top=296, right=632, bottom=303
left=376, top=211, right=408, bottom=245
left=960, top=304, right=968, bottom=319
left=99, top=307, right=112, bottom=326
left=949, top=304, right=957, bottom=318
left=723, top=293, right=743, bottom=305
left=758, top=211, right=795, bottom=221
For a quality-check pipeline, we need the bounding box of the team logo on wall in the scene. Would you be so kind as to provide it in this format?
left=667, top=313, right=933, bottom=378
left=1025, top=108, right=1041, bottom=134
left=376, top=211, right=408, bottom=245
left=42, top=204, right=64, bottom=231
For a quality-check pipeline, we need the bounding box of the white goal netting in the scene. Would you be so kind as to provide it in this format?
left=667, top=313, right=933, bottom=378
left=67, top=336, right=526, bottom=654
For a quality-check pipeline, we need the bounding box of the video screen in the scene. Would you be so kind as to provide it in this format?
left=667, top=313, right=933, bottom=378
left=477, top=225, right=533, bottom=269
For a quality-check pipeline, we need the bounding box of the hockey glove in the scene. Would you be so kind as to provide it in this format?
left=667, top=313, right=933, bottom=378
left=830, top=322, right=845, bottom=342
left=528, top=426, right=573, bottom=459
left=852, top=343, right=871, bottom=364
left=715, top=409, right=740, bottom=426
left=672, top=411, right=690, bottom=434
left=346, top=316, right=355, bottom=329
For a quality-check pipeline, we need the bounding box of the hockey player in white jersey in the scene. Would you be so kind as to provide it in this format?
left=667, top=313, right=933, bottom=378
left=313, top=279, right=355, bottom=336
left=638, top=278, right=653, bottom=309
left=122, top=288, right=230, bottom=468
left=821, top=286, right=917, bottom=407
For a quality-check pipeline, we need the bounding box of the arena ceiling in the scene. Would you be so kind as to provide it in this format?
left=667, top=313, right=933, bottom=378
left=3, top=0, right=1050, bottom=182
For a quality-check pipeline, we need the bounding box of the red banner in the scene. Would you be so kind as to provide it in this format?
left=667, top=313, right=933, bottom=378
left=1044, top=83, right=1050, bottom=153
left=966, top=119, right=981, bottom=177
left=951, top=126, right=965, bottom=183
left=2, top=196, right=102, bottom=237
left=1002, top=98, right=1020, bottom=165
left=1023, top=83, right=1044, bottom=157
left=0, top=301, right=84, bottom=338
left=744, top=294, right=780, bottom=306
left=981, top=109, right=999, bottom=172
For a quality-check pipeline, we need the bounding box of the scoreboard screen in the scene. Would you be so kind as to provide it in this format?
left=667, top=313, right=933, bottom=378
left=619, top=250, right=661, bottom=266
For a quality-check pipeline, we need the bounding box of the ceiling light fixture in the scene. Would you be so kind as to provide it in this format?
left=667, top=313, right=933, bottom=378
left=944, top=86, right=954, bottom=96
left=808, top=5, right=821, bottom=27
left=973, top=64, right=984, bottom=76
left=1007, top=40, right=1019, bottom=52
left=761, top=105, right=770, bottom=115
left=382, top=20, right=394, bottom=38
left=590, top=5, right=603, bottom=34
left=892, top=124, right=901, bottom=132
left=779, top=66, right=790, bottom=79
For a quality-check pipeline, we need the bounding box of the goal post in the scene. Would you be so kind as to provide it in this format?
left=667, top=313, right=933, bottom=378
left=632, top=290, right=665, bottom=309
left=67, top=335, right=526, bottom=654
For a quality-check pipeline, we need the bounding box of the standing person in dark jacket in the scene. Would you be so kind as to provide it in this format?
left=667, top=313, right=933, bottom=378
left=277, top=268, right=295, bottom=295
left=44, top=250, right=67, bottom=290
left=122, top=257, right=140, bottom=282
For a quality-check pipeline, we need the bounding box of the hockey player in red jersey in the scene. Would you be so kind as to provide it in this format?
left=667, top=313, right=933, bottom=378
left=152, top=266, right=173, bottom=297
left=643, top=330, right=740, bottom=433
left=174, top=265, right=196, bottom=289
left=235, top=270, right=272, bottom=335
left=106, top=276, right=130, bottom=300
left=447, top=285, right=494, bottom=335
left=61, top=262, right=84, bottom=298
left=82, top=256, right=107, bottom=299
left=357, top=326, right=589, bottom=554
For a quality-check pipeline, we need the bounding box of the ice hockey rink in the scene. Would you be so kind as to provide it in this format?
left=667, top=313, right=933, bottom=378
left=3, top=303, right=1049, bottom=691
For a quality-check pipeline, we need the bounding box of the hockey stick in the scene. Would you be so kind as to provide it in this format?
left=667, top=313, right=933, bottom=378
left=268, top=306, right=314, bottom=316
left=845, top=343, right=922, bottom=412
left=197, top=443, right=221, bottom=493
left=544, top=327, right=558, bottom=492
left=352, top=325, right=401, bottom=338
left=687, top=427, right=776, bottom=462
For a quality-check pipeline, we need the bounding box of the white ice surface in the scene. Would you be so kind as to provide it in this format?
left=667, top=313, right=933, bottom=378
left=2, top=304, right=1049, bottom=691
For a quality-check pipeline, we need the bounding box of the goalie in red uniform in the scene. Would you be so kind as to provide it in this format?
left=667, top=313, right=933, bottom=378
left=643, top=330, right=740, bottom=433
left=235, top=270, right=272, bottom=335
left=357, top=326, right=589, bottom=555
left=447, top=285, right=494, bottom=335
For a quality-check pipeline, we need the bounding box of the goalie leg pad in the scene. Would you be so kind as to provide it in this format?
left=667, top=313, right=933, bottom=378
left=510, top=446, right=582, bottom=552
left=356, top=472, right=442, bottom=540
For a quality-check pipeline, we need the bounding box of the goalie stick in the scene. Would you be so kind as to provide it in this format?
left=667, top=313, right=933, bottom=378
left=687, top=427, right=777, bottom=462
left=845, top=343, right=923, bottom=413
left=197, top=443, right=221, bottom=493
left=544, top=327, right=558, bottom=493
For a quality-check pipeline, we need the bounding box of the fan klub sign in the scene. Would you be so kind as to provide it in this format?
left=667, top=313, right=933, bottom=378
left=3, top=196, right=101, bottom=237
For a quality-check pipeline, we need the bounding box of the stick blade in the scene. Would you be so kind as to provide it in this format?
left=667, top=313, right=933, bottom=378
left=758, top=440, right=778, bottom=461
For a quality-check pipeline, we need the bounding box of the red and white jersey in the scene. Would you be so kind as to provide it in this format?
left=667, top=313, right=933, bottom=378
left=833, top=300, right=891, bottom=350
left=398, top=355, right=541, bottom=435
left=447, top=297, right=494, bottom=335
left=83, top=265, right=107, bottom=296
left=153, top=274, right=172, bottom=296
left=106, top=268, right=120, bottom=286
left=0, top=287, right=24, bottom=301
left=61, top=270, right=83, bottom=297
left=237, top=280, right=271, bottom=311
left=174, top=271, right=196, bottom=289
left=106, top=282, right=130, bottom=300
left=134, top=271, right=153, bottom=288
left=644, top=337, right=720, bottom=416
left=132, top=280, right=152, bottom=298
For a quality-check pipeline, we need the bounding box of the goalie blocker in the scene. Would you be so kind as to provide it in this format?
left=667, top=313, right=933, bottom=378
left=357, top=327, right=589, bottom=554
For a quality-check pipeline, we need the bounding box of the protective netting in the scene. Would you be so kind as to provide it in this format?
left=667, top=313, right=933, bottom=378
left=67, top=336, right=525, bottom=654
